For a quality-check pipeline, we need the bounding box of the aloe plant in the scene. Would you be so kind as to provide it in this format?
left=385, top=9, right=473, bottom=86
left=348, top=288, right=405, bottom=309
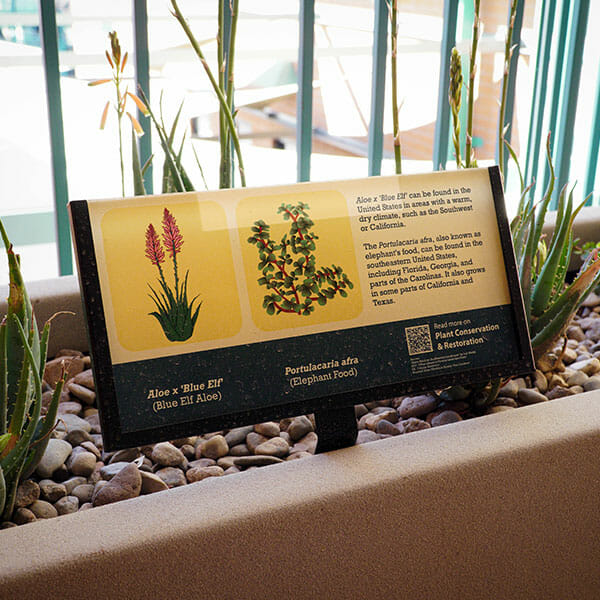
left=509, top=135, right=600, bottom=359
left=0, top=221, right=65, bottom=521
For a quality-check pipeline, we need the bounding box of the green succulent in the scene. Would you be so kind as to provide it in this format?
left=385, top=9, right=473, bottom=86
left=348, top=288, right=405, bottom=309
left=0, top=220, right=65, bottom=521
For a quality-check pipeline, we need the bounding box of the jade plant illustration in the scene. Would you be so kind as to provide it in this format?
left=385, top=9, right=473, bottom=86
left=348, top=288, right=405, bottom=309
left=145, top=208, right=201, bottom=341
left=247, top=202, right=353, bottom=316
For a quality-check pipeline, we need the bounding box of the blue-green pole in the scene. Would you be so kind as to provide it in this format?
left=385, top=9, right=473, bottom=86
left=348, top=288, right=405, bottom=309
left=297, top=0, right=315, bottom=182
left=432, top=0, right=459, bottom=170
left=524, top=0, right=556, bottom=190
left=553, top=0, right=590, bottom=207
left=542, top=0, right=570, bottom=195
left=584, top=72, right=600, bottom=206
left=133, top=0, right=153, bottom=193
left=39, top=0, right=72, bottom=275
left=368, top=0, right=388, bottom=176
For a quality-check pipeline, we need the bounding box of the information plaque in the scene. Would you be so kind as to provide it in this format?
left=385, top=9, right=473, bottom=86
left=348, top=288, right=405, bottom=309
left=70, top=167, right=533, bottom=450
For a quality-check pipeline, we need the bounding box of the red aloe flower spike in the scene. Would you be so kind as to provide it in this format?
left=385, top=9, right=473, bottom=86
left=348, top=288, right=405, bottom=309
left=162, top=208, right=184, bottom=258
left=145, top=223, right=165, bottom=266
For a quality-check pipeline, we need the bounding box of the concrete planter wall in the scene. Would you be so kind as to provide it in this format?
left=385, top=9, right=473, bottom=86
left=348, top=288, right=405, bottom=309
left=1, top=207, right=600, bottom=598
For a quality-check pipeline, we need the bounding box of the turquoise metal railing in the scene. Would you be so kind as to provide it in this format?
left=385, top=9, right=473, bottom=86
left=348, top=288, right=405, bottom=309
left=1, top=0, right=599, bottom=276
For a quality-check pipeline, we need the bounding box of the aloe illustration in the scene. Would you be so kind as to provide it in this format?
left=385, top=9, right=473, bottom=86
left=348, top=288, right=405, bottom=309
left=247, top=202, right=353, bottom=316
left=145, top=208, right=201, bottom=341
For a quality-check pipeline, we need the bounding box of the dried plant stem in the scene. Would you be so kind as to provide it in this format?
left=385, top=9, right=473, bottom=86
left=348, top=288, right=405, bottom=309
left=171, top=0, right=246, bottom=187
left=114, top=76, right=125, bottom=196
left=389, top=0, right=402, bottom=174
left=465, top=0, right=480, bottom=169
left=498, top=0, right=518, bottom=180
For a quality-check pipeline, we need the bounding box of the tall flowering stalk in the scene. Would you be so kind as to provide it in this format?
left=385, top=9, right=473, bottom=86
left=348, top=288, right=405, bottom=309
left=465, top=0, right=480, bottom=169
left=89, top=31, right=148, bottom=197
left=145, top=209, right=201, bottom=342
left=449, top=47, right=463, bottom=168
left=498, top=0, right=519, bottom=180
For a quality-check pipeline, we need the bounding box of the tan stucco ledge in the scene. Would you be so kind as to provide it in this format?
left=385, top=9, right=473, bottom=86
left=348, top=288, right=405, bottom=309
left=1, top=392, right=599, bottom=600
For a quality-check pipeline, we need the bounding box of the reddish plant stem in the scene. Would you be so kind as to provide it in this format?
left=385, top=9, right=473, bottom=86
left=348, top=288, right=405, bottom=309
left=283, top=208, right=305, bottom=240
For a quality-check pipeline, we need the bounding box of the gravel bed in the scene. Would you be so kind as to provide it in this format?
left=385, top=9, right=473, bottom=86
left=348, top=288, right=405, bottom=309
left=2, top=292, right=599, bottom=528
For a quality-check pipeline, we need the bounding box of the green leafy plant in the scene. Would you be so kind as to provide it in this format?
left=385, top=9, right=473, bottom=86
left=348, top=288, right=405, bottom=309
left=0, top=221, right=65, bottom=521
left=247, top=203, right=353, bottom=316
left=89, top=31, right=148, bottom=197
left=170, top=0, right=246, bottom=189
left=509, top=135, right=600, bottom=359
left=145, top=208, right=201, bottom=341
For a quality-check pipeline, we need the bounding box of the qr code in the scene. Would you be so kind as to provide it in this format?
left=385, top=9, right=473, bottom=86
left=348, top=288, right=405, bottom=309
left=405, top=324, right=433, bottom=356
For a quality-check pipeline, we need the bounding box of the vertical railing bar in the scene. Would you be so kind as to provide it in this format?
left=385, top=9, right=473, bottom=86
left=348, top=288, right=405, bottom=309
left=583, top=68, right=600, bottom=206
left=499, top=0, right=525, bottom=175
left=541, top=0, right=570, bottom=195
left=553, top=0, right=590, bottom=208
left=432, top=0, right=459, bottom=171
left=38, top=0, right=72, bottom=276
left=297, top=0, right=315, bottom=182
left=133, top=0, right=153, bottom=194
left=367, top=0, right=388, bottom=177
left=523, top=0, right=556, bottom=189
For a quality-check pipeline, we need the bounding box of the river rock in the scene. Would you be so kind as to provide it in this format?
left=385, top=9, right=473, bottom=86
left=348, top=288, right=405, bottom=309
left=63, top=476, right=87, bottom=495
left=217, top=456, right=237, bottom=469
left=56, top=413, right=92, bottom=433
left=152, top=442, right=187, bottom=467
left=39, top=479, right=67, bottom=503
left=57, top=401, right=83, bottom=415
left=246, top=432, right=268, bottom=454
left=187, top=465, right=224, bottom=482
left=15, top=480, right=40, bottom=508
left=155, top=467, right=187, bottom=488
left=533, top=369, right=548, bottom=393
left=255, top=437, right=289, bottom=457
left=65, top=428, right=94, bottom=446
left=397, top=418, right=431, bottom=434
left=93, top=463, right=142, bottom=506
left=254, top=421, right=280, bottom=437
left=356, top=430, right=379, bottom=444
left=36, top=438, right=72, bottom=478
left=289, top=431, right=318, bottom=454
left=583, top=376, right=600, bottom=392
left=287, top=416, right=314, bottom=441
left=431, top=410, right=462, bottom=427
left=224, top=425, right=253, bottom=447
left=100, top=461, right=131, bottom=480
left=44, top=355, right=85, bottom=388
left=546, top=386, right=576, bottom=400
left=229, top=443, right=250, bottom=457
left=566, top=370, right=589, bottom=387
left=517, top=388, right=548, bottom=405
left=233, top=455, right=284, bottom=468
left=29, top=499, right=58, bottom=519
left=13, top=508, right=36, bottom=525
left=375, top=419, right=400, bottom=436
left=72, top=484, right=95, bottom=504
left=68, top=382, right=96, bottom=405
left=140, top=470, right=169, bottom=494
left=398, top=395, right=438, bottom=418
left=68, top=451, right=97, bottom=477
left=188, top=458, right=217, bottom=469
left=200, top=435, right=229, bottom=460
left=72, top=368, right=95, bottom=389
left=498, top=380, right=520, bottom=399
left=54, top=495, right=79, bottom=515
left=569, top=357, right=600, bottom=375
